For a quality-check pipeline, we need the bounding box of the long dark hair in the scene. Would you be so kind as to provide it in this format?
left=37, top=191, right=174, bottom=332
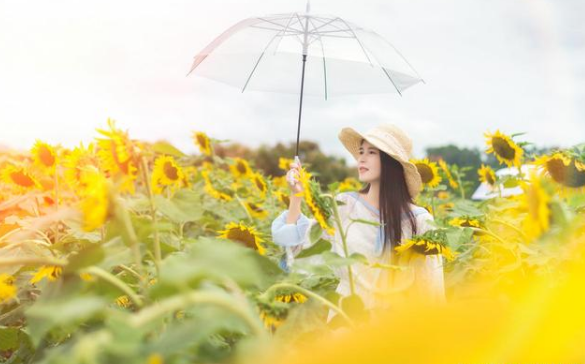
left=358, top=141, right=417, bottom=261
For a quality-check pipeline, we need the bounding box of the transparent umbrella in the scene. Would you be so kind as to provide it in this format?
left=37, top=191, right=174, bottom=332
left=187, top=2, right=424, bottom=174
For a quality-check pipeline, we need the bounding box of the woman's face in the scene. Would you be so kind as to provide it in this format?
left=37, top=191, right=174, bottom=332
left=357, top=139, right=381, bottom=183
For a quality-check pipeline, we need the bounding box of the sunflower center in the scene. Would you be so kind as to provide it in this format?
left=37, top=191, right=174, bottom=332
left=39, top=146, right=56, bottom=167
left=163, top=161, right=179, bottom=181
left=254, top=176, right=266, bottom=192
left=11, top=170, right=35, bottom=187
left=196, top=135, right=209, bottom=149
left=248, top=203, right=263, bottom=213
left=483, top=169, right=496, bottom=185
left=226, top=228, right=256, bottom=249
left=237, top=161, right=247, bottom=174
left=416, top=163, right=435, bottom=184
left=547, top=158, right=585, bottom=188
left=492, top=137, right=516, bottom=161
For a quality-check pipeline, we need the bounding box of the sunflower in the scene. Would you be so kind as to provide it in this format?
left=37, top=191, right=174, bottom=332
left=201, top=170, right=233, bottom=201
left=229, top=157, right=252, bottom=178
left=259, top=310, right=285, bottom=331
left=79, top=272, right=95, bottom=282
left=244, top=200, right=269, bottom=219
left=78, top=167, right=110, bottom=231
left=251, top=172, right=268, bottom=197
left=484, top=130, right=524, bottom=167
left=449, top=216, right=482, bottom=229
left=218, top=221, right=266, bottom=255
left=30, top=266, right=62, bottom=284
left=275, top=292, right=308, bottom=304
left=278, top=157, right=294, bottom=171
left=151, top=155, right=186, bottom=194
left=115, top=295, right=131, bottom=308
left=31, top=140, right=57, bottom=173
left=0, top=274, right=17, bottom=304
left=437, top=191, right=450, bottom=200
left=297, top=166, right=335, bottom=236
left=192, top=131, right=212, bottom=156
left=535, top=152, right=585, bottom=189
left=95, top=118, right=140, bottom=194
left=438, top=159, right=458, bottom=189
left=338, top=177, right=363, bottom=192
left=411, top=158, right=442, bottom=188
left=395, top=229, right=457, bottom=261
left=478, top=164, right=497, bottom=186
left=518, top=172, right=551, bottom=241
left=271, top=175, right=288, bottom=189
left=1, top=164, right=40, bottom=191
left=63, top=143, right=99, bottom=189
left=274, top=190, right=290, bottom=207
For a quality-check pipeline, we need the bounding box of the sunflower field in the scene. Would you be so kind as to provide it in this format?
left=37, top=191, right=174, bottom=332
left=1, top=119, right=585, bottom=363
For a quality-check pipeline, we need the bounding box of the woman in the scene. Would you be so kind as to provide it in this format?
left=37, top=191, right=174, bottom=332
left=271, top=123, right=446, bottom=315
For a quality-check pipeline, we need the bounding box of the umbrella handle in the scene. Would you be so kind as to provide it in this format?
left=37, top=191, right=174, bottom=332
left=286, top=155, right=302, bottom=186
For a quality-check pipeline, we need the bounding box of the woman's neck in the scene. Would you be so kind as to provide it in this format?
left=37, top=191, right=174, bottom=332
left=363, top=181, right=380, bottom=210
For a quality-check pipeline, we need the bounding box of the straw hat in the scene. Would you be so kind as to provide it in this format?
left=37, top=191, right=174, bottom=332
left=338, top=123, right=423, bottom=198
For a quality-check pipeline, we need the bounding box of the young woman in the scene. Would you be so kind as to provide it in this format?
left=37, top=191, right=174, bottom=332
left=271, top=123, right=446, bottom=314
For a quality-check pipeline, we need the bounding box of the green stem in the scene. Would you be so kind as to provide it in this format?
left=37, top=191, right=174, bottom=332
left=129, top=291, right=266, bottom=338
left=53, top=170, right=60, bottom=244
left=85, top=266, right=143, bottom=307
left=140, top=157, right=161, bottom=275
left=118, top=264, right=143, bottom=281
left=116, top=198, right=147, bottom=293
left=468, top=227, right=507, bottom=245
left=234, top=193, right=253, bottom=223
left=0, top=257, right=68, bottom=267
left=262, top=282, right=355, bottom=327
left=456, top=172, right=465, bottom=199
left=322, top=193, right=356, bottom=296
left=490, top=218, right=529, bottom=241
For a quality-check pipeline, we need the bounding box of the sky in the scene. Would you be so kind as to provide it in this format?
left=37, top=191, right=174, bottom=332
left=0, top=0, right=583, bottom=166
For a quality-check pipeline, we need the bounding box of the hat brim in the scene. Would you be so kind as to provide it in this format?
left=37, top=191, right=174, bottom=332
left=338, top=127, right=423, bottom=198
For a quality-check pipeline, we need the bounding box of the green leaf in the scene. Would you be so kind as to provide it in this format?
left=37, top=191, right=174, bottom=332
left=296, top=238, right=331, bottom=259
left=64, top=244, right=105, bottom=273
left=0, top=327, right=19, bottom=350
left=152, top=141, right=186, bottom=158
left=340, top=294, right=368, bottom=320
left=322, top=251, right=368, bottom=268
left=154, top=238, right=277, bottom=296
left=309, top=223, right=323, bottom=244
left=349, top=218, right=381, bottom=227
left=26, top=296, right=107, bottom=346
left=452, top=200, right=483, bottom=217
left=154, top=190, right=204, bottom=223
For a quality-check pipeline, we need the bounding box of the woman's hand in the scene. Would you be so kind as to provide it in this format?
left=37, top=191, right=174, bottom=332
left=286, top=161, right=304, bottom=196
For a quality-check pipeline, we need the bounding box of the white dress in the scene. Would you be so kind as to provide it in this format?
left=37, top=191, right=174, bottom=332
left=271, top=191, right=446, bottom=317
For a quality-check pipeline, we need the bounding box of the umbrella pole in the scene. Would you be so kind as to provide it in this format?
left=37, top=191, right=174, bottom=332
left=295, top=54, right=307, bottom=160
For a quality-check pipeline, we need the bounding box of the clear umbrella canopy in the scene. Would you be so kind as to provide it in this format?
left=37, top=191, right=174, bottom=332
left=188, top=12, right=424, bottom=99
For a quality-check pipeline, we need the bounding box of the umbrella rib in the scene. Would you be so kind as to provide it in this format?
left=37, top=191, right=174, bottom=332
left=309, top=16, right=349, bottom=33
left=309, top=16, right=343, bottom=32
left=336, top=18, right=374, bottom=67
left=307, top=17, right=328, bottom=100
left=380, top=67, right=403, bottom=96
left=249, top=25, right=302, bottom=34
left=241, top=21, right=296, bottom=93
left=379, top=37, right=425, bottom=83
left=273, top=13, right=300, bottom=54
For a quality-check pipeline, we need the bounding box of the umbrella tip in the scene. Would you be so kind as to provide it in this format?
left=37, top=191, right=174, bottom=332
left=306, top=0, right=311, bottom=13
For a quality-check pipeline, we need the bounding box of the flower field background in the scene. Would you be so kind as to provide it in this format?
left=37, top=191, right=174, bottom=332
left=1, top=119, right=584, bottom=363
